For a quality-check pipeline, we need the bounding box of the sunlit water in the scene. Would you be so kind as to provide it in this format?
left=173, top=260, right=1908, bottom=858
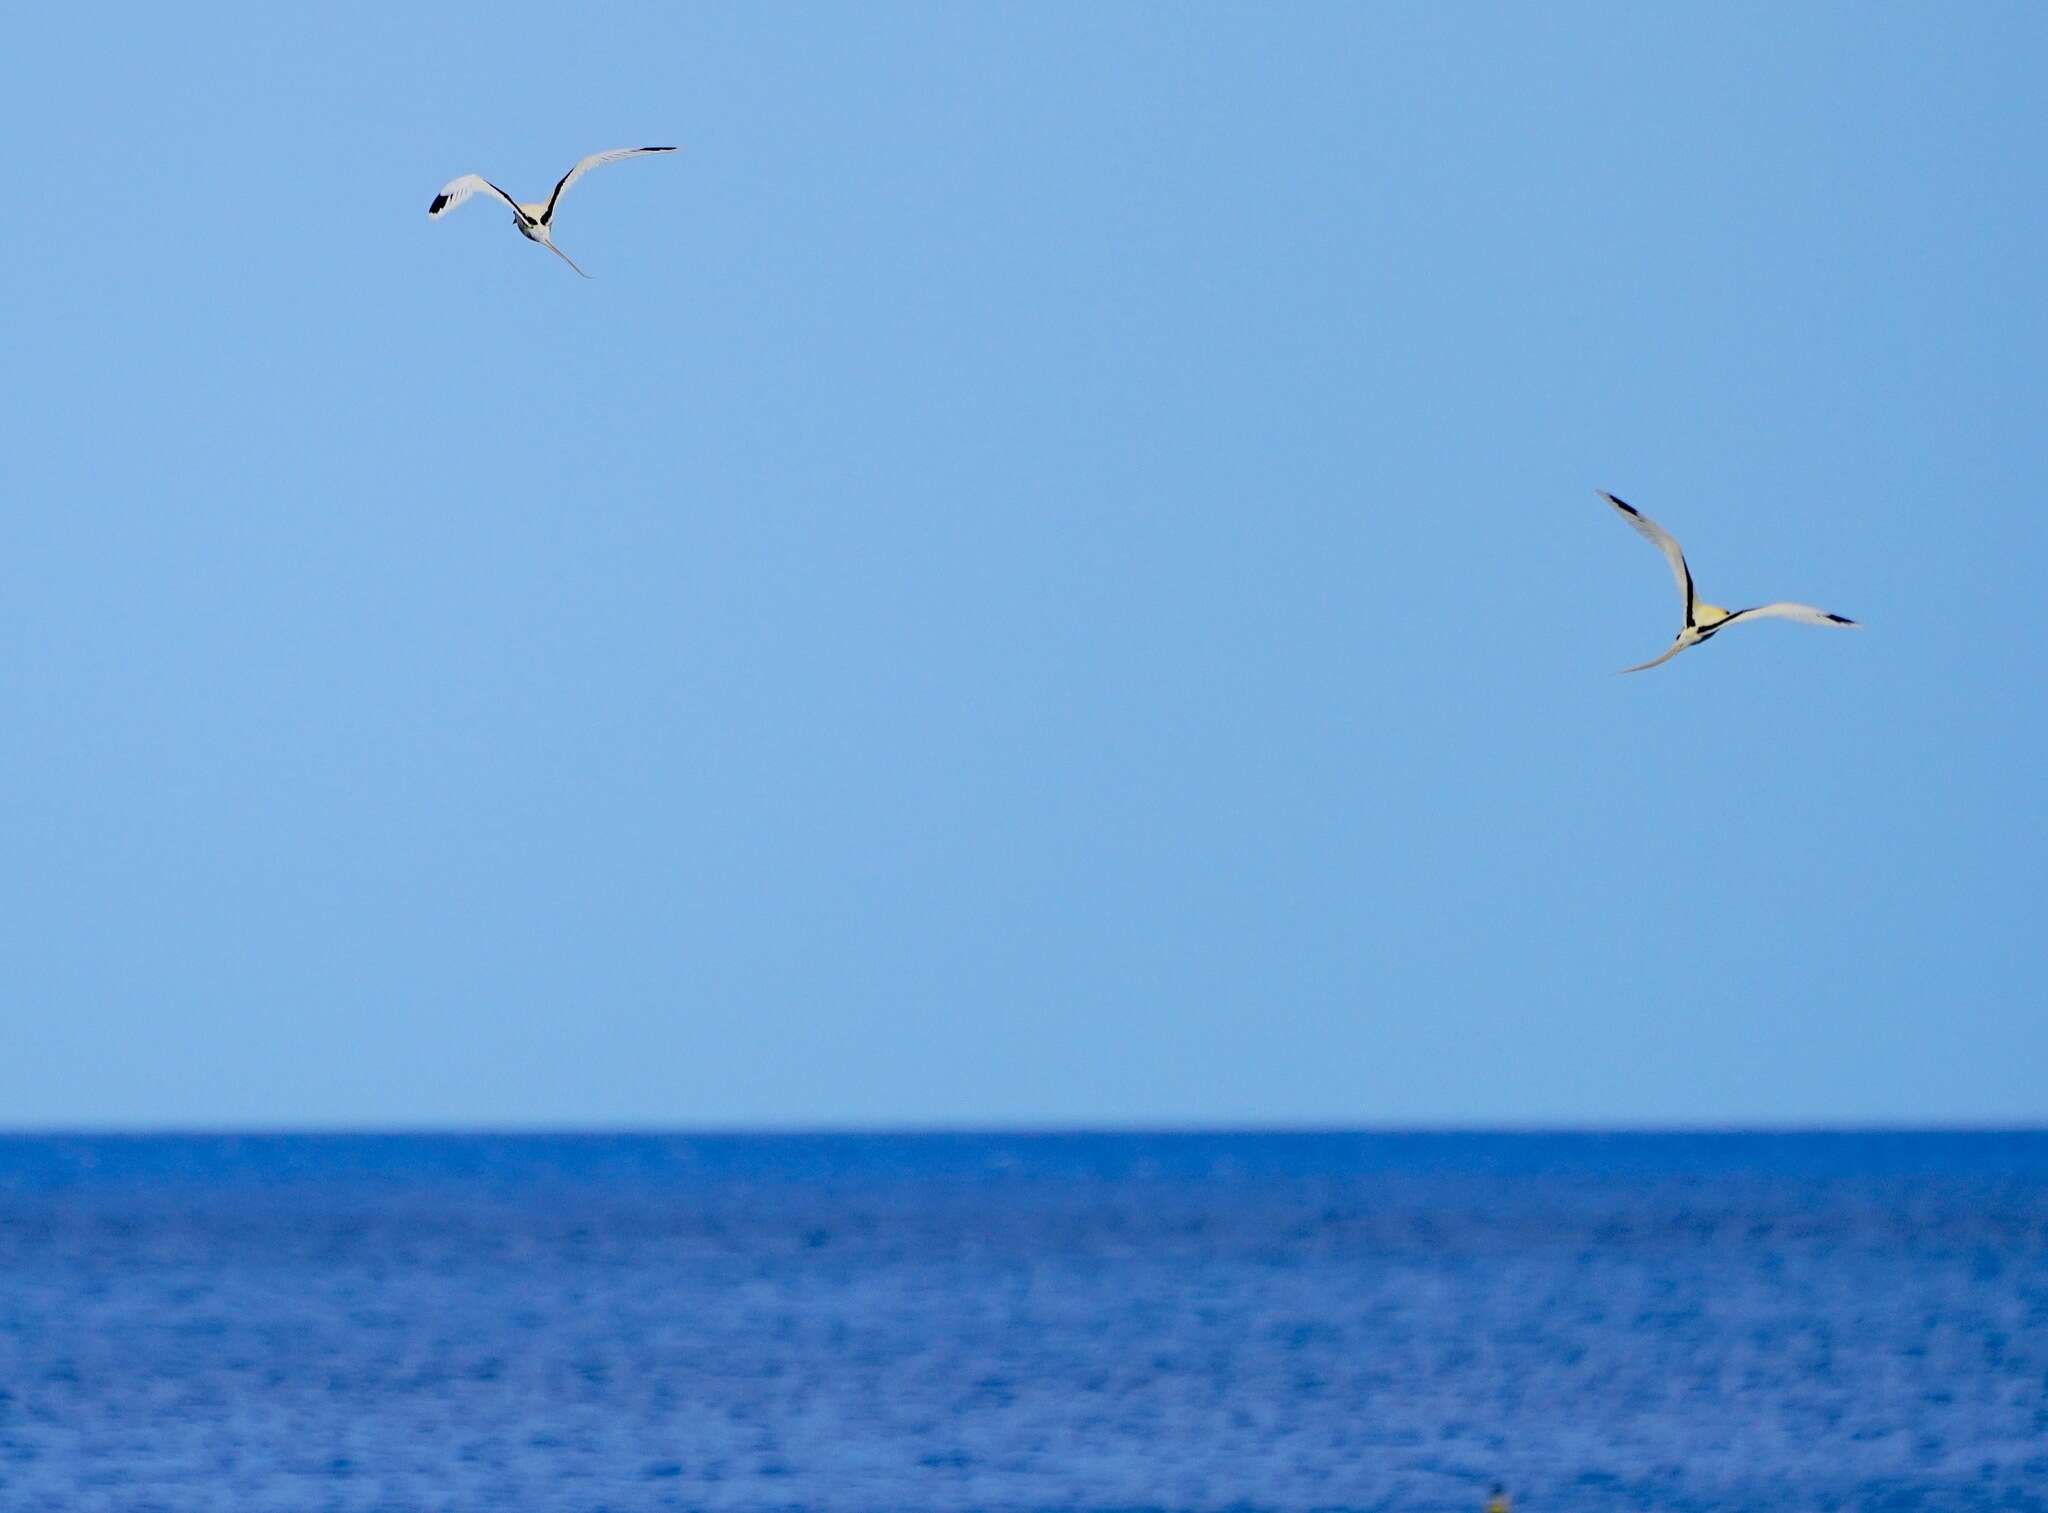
left=1, top=1132, right=2043, bottom=1511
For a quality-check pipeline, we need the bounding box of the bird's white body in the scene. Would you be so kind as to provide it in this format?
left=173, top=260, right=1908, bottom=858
left=427, top=147, right=677, bottom=277
left=1600, top=491, right=1858, bottom=672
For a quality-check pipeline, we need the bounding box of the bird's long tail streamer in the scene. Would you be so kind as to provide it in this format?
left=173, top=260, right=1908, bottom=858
left=543, top=239, right=591, bottom=279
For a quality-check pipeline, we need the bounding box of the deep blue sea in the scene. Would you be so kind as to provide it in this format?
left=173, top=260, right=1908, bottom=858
left=0, top=1132, right=2043, bottom=1512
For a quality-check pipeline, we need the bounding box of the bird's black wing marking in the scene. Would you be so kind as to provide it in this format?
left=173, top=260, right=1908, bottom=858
left=541, top=164, right=579, bottom=225
left=482, top=179, right=536, bottom=224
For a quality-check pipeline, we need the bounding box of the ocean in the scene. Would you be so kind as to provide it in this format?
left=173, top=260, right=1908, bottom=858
left=0, top=1132, right=2042, bottom=1512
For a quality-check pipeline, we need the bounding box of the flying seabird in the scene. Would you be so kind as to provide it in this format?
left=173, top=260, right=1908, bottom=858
left=1601, top=491, right=1859, bottom=673
left=427, top=147, right=677, bottom=277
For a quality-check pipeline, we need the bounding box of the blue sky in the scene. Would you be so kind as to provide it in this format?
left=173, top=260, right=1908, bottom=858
left=3, top=3, right=2042, bottom=1127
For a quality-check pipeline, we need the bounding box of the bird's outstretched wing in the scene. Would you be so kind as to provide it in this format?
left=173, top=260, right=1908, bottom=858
left=1718, top=602, right=1860, bottom=629
left=1601, top=491, right=1696, bottom=627
left=428, top=174, right=523, bottom=218
left=1619, top=640, right=1689, bottom=674
left=542, top=146, right=678, bottom=224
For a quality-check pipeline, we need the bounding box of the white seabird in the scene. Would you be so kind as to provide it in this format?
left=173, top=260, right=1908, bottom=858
left=1601, top=491, right=1859, bottom=673
left=427, top=147, right=677, bottom=277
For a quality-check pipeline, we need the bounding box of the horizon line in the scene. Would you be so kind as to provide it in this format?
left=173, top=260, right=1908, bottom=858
left=2, top=1120, right=2044, bottom=1139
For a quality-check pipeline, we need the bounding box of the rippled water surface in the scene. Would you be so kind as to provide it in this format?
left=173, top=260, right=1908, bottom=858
left=1, top=1132, right=2043, bottom=1511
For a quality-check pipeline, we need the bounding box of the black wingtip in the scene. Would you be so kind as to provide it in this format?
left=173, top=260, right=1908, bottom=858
left=1826, top=613, right=1856, bottom=625
left=1604, top=492, right=1638, bottom=516
left=428, top=194, right=448, bottom=215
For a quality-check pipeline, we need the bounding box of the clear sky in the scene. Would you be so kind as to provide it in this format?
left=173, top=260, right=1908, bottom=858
left=4, top=3, right=2043, bottom=1128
